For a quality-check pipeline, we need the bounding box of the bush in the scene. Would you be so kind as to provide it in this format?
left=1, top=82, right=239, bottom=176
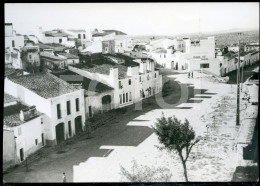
left=120, top=159, right=172, bottom=182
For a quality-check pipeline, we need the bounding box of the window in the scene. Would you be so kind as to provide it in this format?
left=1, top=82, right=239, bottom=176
left=59, top=39, right=62, bottom=43
left=68, top=121, right=72, bottom=137
left=139, top=76, right=141, bottom=82
left=29, top=54, right=32, bottom=60
left=83, top=44, right=85, bottom=49
left=126, top=93, right=128, bottom=102
left=35, top=139, right=38, bottom=145
left=119, top=94, right=122, bottom=104
left=120, top=43, right=123, bottom=47
left=75, top=98, right=79, bottom=112
left=105, top=47, right=108, bottom=52
left=83, top=34, right=86, bottom=39
left=41, top=118, right=43, bottom=124
left=18, top=127, right=22, bottom=136
left=88, top=106, right=92, bottom=117
left=67, top=101, right=71, bottom=115
left=119, top=81, right=122, bottom=89
left=78, top=34, right=81, bottom=39
left=57, top=104, right=61, bottom=119
left=129, top=92, right=132, bottom=101
left=155, top=73, right=157, bottom=78
left=200, top=63, right=209, bottom=68
left=123, top=94, right=125, bottom=103
left=164, top=54, right=166, bottom=58
left=128, top=79, right=131, bottom=85
left=12, top=40, right=15, bottom=47
left=147, top=75, right=150, bottom=80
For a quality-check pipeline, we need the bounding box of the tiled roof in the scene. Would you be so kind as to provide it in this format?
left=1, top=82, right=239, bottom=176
left=52, top=70, right=113, bottom=93
left=4, top=93, right=18, bottom=104
left=5, top=67, right=17, bottom=77
left=102, top=30, right=127, bottom=35
left=45, top=32, right=71, bottom=37
left=152, top=48, right=167, bottom=54
left=58, top=52, right=79, bottom=59
left=92, top=33, right=109, bottom=37
left=40, top=52, right=65, bottom=61
left=7, top=72, right=80, bottom=99
left=67, top=29, right=86, bottom=33
left=38, top=43, right=66, bottom=52
left=71, top=55, right=139, bottom=79
left=3, top=102, right=41, bottom=127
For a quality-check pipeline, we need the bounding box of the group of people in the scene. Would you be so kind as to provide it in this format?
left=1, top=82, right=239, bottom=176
left=188, top=71, right=193, bottom=78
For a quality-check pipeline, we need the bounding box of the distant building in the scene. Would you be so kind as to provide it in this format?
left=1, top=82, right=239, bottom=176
left=3, top=93, right=45, bottom=170
left=52, top=69, right=114, bottom=117
left=57, top=52, right=80, bottom=65
left=68, top=54, right=162, bottom=109
left=244, top=43, right=259, bottom=52
left=40, top=51, right=67, bottom=71
left=63, top=29, right=92, bottom=50
left=5, top=23, right=25, bottom=50
left=5, top=72, right=86, bottom=146
left=21, top=40, right=41, bottom=73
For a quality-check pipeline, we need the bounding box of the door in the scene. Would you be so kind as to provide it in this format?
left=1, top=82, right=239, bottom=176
left=176, top=62, right=178, bottom=70
left=56, top=123, right=65, bottom=144
left=20, top=148, right=24, bottom=161
left=75, top=116, right=82, bottom=135
left=171, top=61, right=174, bottom=69
left=102, top=95, right=111, bottom=112
left=88, top=106, right=92, bottom=117
left=41, top=133, right=45, bottom=146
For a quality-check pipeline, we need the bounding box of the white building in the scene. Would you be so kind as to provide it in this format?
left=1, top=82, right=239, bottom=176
left=68, top=54, right=162, bottom=109
left=244, top=43, right=259, bottom=52
left=3, top=93, right=45, bottom=170
left=57, top=52, right=80, bottom=65
left=4, top=72, right=86, bottom=146
left=63, top=29, right=92, bottom=50
left=52, top=70, right=115, bottom=118
left=5, top=23, right=25, bottom=50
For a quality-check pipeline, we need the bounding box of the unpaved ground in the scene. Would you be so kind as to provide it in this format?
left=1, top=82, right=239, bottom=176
left=3, top=71, right=258, bottom=182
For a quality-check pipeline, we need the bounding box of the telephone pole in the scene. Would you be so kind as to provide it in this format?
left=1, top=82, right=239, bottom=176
left=236, top=33, right=241, bottom=126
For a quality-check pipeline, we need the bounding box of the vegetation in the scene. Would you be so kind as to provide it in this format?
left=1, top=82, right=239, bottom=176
left=120, top=159, right=172, bottom=182
left=153, top=113, right=200, bottom=182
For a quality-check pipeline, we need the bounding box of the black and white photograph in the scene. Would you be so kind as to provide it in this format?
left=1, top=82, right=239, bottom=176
left=3, top=2, right=259, bottom=183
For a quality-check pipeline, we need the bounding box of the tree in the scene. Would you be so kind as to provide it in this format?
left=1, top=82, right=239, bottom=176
left=152, top=113, right=200, bottom=182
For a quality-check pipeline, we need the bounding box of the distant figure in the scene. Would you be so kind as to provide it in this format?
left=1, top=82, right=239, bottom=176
left=188, top=72, right=190, bottom=78
left=62, top=172, right=66, bottom=183
left=191, top=71, right=193, bottom=78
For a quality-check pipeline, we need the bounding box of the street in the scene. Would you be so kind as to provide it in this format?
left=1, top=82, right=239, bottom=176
left=3, top=70, right=258, bottom=182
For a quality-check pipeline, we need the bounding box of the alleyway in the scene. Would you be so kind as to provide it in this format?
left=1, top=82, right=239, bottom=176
left=3, top=70, right=258, bottom=182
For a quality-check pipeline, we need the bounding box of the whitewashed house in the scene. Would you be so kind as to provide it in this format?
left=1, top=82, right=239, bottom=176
left=68, top=54, right=162, bottom=109
left=4, top=72, right=86, bottom=146
left=3, top=93, right=45, bottom=170
left=5, top=23, right=25, bottom=50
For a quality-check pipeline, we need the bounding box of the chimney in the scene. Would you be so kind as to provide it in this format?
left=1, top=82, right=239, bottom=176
left=20, top=110, right=24, bottom=121
left=127, top=66, right=132, bottom=76
left=110, top=67, right=118, bottom=79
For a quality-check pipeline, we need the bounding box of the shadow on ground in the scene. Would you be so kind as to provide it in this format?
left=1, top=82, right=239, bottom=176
left=3, top=72, right=217, bottom=183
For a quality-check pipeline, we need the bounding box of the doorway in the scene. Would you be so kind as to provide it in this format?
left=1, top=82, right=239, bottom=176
left=20, top=148, right=24, bottom=161
left=75, top=116, right=83, bottom=135
left=55, top=123, right=65, bottom=144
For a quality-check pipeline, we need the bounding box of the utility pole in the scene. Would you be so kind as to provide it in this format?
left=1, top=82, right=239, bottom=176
left=241, top=64, right=244, bottom=92
left=236, top=33, right=241, bottom=126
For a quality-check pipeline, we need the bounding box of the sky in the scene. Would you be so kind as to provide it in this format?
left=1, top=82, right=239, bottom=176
left=4, top=3, right=259, bottom=36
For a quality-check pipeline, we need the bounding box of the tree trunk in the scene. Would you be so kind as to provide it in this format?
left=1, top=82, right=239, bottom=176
left=181, top=160, right=188, bottom=182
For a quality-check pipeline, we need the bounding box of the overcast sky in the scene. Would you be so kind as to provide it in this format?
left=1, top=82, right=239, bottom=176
left=5, top=3, right=259, bottom=36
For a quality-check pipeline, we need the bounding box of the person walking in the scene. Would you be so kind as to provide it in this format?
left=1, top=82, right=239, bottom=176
left=62, top=172, right=67, bottom=183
